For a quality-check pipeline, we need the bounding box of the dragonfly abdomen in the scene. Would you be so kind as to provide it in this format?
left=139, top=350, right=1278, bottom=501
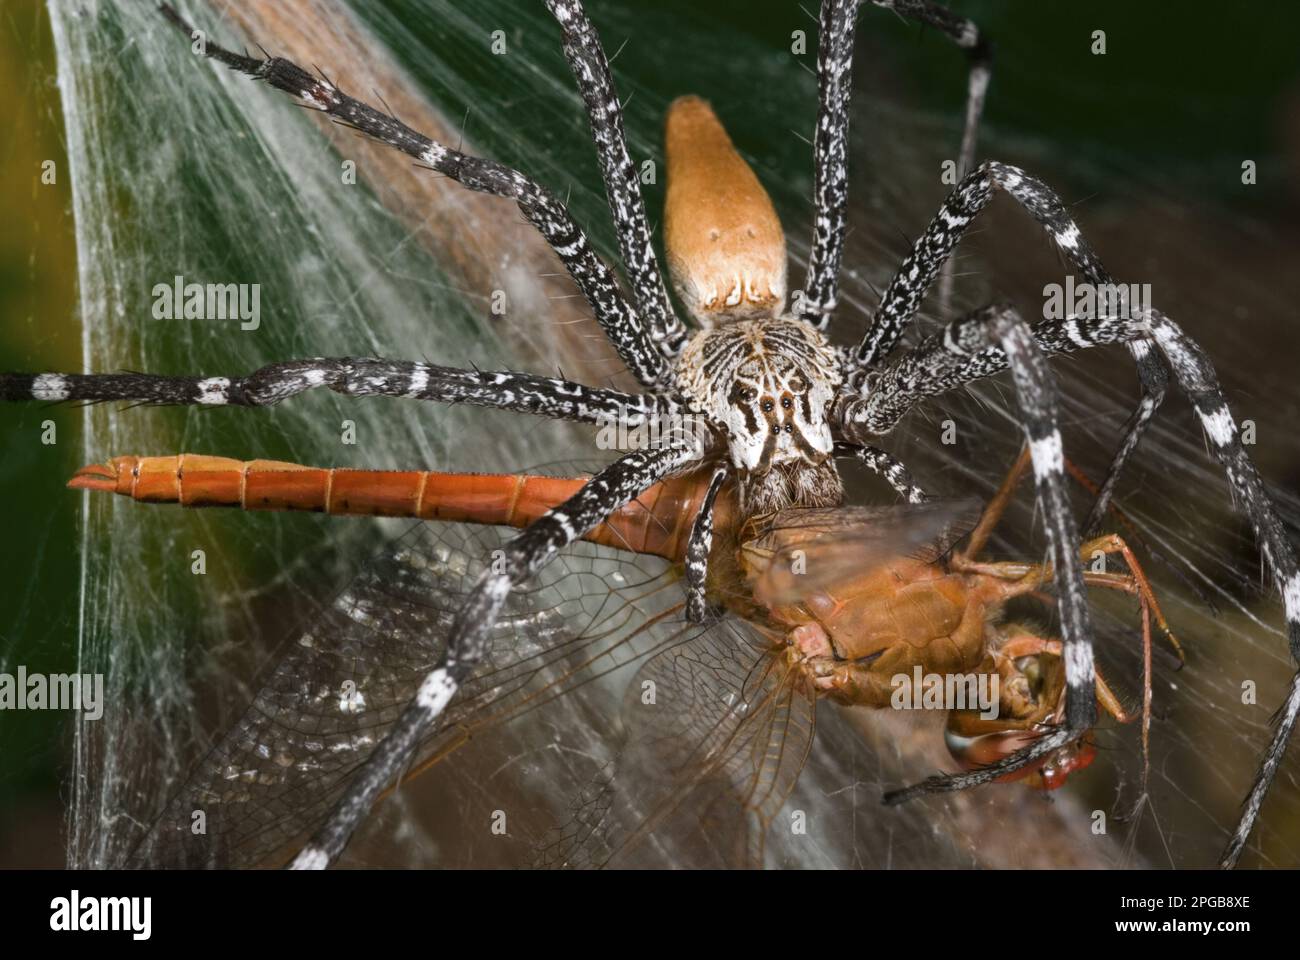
left=69, top=454, right=721, bottom=562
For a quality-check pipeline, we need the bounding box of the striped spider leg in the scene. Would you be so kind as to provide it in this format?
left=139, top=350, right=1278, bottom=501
left=155, top=4, right=672, bottom=388
left=835, top=161, right=1300, bottom=868
left=801, top=0, right=991, bottom=327
left=291, top=439, right=708, bottom=868
left=1, top=359, right=677, bottom=422
left=546, top=0, right=687, bottom=357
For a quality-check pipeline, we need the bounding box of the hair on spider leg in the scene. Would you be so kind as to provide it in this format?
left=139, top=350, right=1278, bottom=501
left=605, top=35, right=630, bottom=66
left=312, top=63, right=341, bottom=92
left=369, top=89, right=402, bottom=125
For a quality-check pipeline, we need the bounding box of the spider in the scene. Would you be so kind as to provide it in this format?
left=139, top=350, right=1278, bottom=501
left=3, top=0, right=1296, bottom=869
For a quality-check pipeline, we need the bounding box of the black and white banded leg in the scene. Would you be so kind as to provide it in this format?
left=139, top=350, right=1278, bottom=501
left=842, top=191, right=1300, bottom=863
left=1143, top=307, right=1300, bottom=867
left=0, top=358, right=677, bottom=427
left=870, top=0, right=992, bottom=317
left=290, top=441, right=703, bottom=869
left=159, top=4, right=666, bottom=388
left=801, top=0, right=990, bottom=328
left=881, top=306, right=1101, bottom=801
left=870, top=0, right=991, bottom=181
left=800, top=0, right=859, bottom=327
left=1079, top=351, right=1167, bottom=538
left=546, top=0, right=687, bottom=357
left=684, top=464, right=729, bottom=623
left=834, top=441, right=928, bottom=503
left=849, top=160, right=1169, bottom=528
left=843, top=302, right=1150, bottom=435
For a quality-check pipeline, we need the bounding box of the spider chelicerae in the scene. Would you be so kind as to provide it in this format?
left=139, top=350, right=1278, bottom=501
left=4, top=0, right=1297, bottom=869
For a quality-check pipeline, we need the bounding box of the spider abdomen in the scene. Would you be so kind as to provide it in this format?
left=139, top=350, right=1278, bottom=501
left=663, top=95, right=787, bottom=324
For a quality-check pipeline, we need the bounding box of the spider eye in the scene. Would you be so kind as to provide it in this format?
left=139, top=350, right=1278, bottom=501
left=781, top=397, right=792, bottom=409
left=761, top=399, right=774, bottom=413
left=728, top=383, right=757, bottom=405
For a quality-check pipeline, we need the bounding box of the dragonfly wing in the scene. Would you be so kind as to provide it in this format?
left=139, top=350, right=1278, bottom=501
left=124, top=520, right=688, bottom=868
left=538, top=616, right=816, bottom=869
left=747, top=499, right=983, bottom=605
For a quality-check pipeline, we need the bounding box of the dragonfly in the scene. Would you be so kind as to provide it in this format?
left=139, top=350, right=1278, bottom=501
left=66, top=443, right=1174, bottom=867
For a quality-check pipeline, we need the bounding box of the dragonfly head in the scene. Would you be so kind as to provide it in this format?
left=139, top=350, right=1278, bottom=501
left=944, top=650, right=1097, bottom=791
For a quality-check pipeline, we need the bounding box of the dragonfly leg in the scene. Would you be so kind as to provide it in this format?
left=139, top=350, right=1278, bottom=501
left=1080, top=534, right=1183, bottom=663
left=953, top=444, right=1032, bottom=564
left=956, top=440, right=1175, bottom=573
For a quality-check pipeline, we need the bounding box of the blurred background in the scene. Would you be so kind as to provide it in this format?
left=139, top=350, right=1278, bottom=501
left=1, top=0, right=1298, bottom=868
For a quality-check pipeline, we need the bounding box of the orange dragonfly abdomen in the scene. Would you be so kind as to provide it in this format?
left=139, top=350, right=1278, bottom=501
left=69, top=454, right=723, bottom=563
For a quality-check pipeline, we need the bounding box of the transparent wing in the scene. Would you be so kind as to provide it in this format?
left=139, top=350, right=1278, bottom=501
left=125, top=520, right=687, bottom=868
left=538, top=616, right=816, bottom=869
left=743, top=500, right=982, bottom=606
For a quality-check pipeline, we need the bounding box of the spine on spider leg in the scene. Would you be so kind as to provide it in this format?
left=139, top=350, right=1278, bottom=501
left=69, top=454, right=721, bottom=562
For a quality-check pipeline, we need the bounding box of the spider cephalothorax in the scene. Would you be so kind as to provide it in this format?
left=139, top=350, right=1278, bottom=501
left=664, top=95, right=844, bottom=516
left=675, top=320, right=844, bottom=515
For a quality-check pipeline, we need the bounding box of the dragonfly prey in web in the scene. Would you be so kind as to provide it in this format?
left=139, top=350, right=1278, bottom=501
left=4, top=0, right=1296, bottom=867
left=66, top=444, right=1176, bottom=867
